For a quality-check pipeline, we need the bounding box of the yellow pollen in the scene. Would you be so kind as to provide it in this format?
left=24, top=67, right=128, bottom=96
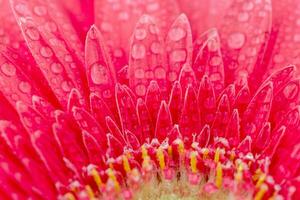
left=85, top=185, right=95, bottom=200
left=214, top=148, right=220, bottom=163
left=230, top=151, right=235, bottom=161
left=253, top=169, right=263, bottom=181
left=122, top=155, right=131, bottom=173
left=91, top=168, right=103, bottom=188
left=141, top=145, right=148, bottom=159
left=178, top=140, right=185, bottom=155
left=254, top=184, right=268, bottom=200
left=190, top=151, right=198, bottom=173
left=156, top=147, right=166, bottom=170
left=107, top=168, right=120, bottom=192
left=255, top=173, right=266, bottom=188
left=202, top=148, right=209, bottom=159
left=235, top=163, right=243, bottom=183
left=64, top=193, right=76, bottom=200
left=167, top=146, right=173, bottom=157
left=215, top=162, right=223, bottom=188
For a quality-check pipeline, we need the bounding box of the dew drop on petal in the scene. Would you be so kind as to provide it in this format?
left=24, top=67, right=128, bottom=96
left=168, top=27, right=186, bottom=41
left=33, top=6, right=47, bottom=16
left=25, top=28, right=40, bottom=41
left=283, top=83, right=299, bottom=100
left=61, top=81, right=72, bottom=92
left=50, top=63, right=63, bottom=74
left=170, top=50, right=187, bottom=62
left=131, top=44, right=146, bottom=59
left=238, top=12, right=249, bottom=22
left=134, top=68, right=145, bottom=79
left=18, top=81, right=31, bottom=94
left=40, top=46, right=53, bottom=58
left=1, top=63, right=16, bottom=77
left=154, top=67, right=166, bottom=79
left=227, top=32, right=246, bottom=49
left=150, top=42, right=163, bottom=54
left=135, top=28, right=147, bottom=40
left=135, top=84, right=146, bottom=96
left=90, top=63, right=109, bottom=85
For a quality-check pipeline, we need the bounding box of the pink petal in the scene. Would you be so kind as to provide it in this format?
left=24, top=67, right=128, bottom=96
left=166, top=14, right=193, bottom=87
left=128, top=15, right=167, bottom=97
left=155, top=101, right=173, bottom=142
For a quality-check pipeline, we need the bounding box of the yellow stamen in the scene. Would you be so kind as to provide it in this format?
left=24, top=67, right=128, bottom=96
left=85, top=185, right=95, bottom=200
left=123, top=155, right=131, bottom=173
left=178, top=140, right=185, bottom=155
left=230, top=151, right=235, bottom=161
left=214, top=148, right=220, bottom=163
left=156, top=147, right=166, bottom=170
left=190, top=151, right=198, bottom=173
left=254, top=184, right=268, bottom=200
left=167, top=145, right=173, bottom=157
left=215, top=162, right=223, bottom=188
left=255, top=173, right=266, bottom=188
left=202, top=148, right=209, bottom=159
left=64, top=193, right=76, bottom=200
left=107, top=168, right=120, bottom=192
left=91, top=168, right=103, bottom=188
left=235, top=163, right=243, bottom=183
left=141, top=145, right=148, bottom=159
left=253, top=169, right=263, bottom=181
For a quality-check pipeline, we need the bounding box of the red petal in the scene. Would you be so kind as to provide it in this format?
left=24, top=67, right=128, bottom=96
left=155, top=101, right=173, bottom=142
left=219, top=0, right=272, bottom=86
left=242, top=82, right=273, bottom=139
left=197, top=76, right=217, bottom=125
left=145, top=80, right=162, bottom=122
left=136, top=98, right=154, bottom=142
left=128, top=15, right=167, bottom=97
left=225, top=109, right=240, bottom=147
left=168, top=81, right=183, bottom=124
left=166, top=14, right=193, bottom=86
left=85, top=25, right=116, bottom=108
left=195, top=125, right=210, bottom=147
left=72, top=106, right=107, bottom=149
left=193, top=29, right=224, bottom=95
left=179, top=85, right=200, bottom=142
left=82, top=131, right=105, bottom=166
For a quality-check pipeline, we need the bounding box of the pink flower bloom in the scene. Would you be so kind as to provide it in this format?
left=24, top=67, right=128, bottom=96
left=0, top=0, right=299, bottom=199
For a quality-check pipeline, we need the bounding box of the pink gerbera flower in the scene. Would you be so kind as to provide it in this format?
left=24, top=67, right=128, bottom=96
left=0, top=0, right=299, bottom=199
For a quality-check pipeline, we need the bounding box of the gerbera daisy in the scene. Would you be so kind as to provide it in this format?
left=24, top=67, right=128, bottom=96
left=0, top=0, right=299, bottom=199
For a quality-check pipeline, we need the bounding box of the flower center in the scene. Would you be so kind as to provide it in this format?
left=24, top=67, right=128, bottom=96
left=64, top=139, right=280, bottom=200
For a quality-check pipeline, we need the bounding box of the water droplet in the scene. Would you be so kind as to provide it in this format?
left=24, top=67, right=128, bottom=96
left=1, top=63, right=16, bottom=77
left=168, top=27, right=186, bottom=41
left=227, top=32, right=246, bottom=49
left=149, top=24, right=159, bottom=34
left=243, top=2, right=254, bottom=11
left=294, top=34, right=300, bottom=42
left=118, top=12, right=129, bottom=21
left=50, top=63, right=63, bottom=74
left=150, top=42, right=163, bottom=54
left=64, top=54, right=73, bottom=62
left=14, top=3, right=30, bottom=15
left=146, top=2, right=160, bottom=12
left=134, top=68, right=145, bottom=79
left=100, top=22, right=113, bottom=32
left=154, top=67, right=166, bottom=79
left=135, top=84, right=146, bottom=96
left=238, top=12, right=249, bottom=22
left=283, top=83, right=298, bottom=100
left=61, top=81, right=72, bottom=92
left=18, top=81, right=31, bottom=94
left=90, top=63, right=109, bottom=85
left=297, top=19, right=300, bottom=26
left=170, top=50, right=187, bottom=62
left=131, top=44, right=146, bottom=59
left=25, top=27, right=40, bottom=41
left=207, top=39, right=219, bottom=52
left=40, top=46, right=53, bottom=58
left=210, top=56, right=222, bottom=66
left=44, top=21, right=58, bottom=32
left=135, top=28, right=147, bottom=40
left=168, top=71, right=177, bottom=82
left=33, top=6, right=47, bottom=16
